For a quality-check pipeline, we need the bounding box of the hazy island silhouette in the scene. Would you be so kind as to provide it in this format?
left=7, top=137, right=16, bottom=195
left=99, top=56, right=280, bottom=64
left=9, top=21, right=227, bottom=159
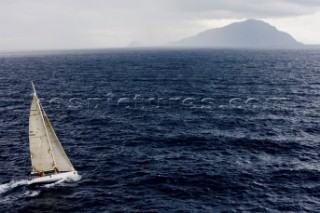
left=129, top=19, right=304, bottom=48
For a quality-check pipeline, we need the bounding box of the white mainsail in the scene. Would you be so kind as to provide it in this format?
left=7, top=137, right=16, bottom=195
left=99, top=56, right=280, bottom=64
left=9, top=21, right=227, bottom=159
left=29, top=93, right=54, bottom=171
left=29, top=83, right=74, bottom=172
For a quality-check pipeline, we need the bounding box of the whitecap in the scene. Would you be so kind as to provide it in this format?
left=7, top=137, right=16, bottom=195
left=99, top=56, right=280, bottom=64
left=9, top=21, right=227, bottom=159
left=24, top=190, right=40, bottom=197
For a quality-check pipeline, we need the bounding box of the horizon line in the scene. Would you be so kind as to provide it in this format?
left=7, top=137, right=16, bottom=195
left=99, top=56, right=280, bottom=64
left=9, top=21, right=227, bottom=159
left=1, top=44, right=320, bottom=54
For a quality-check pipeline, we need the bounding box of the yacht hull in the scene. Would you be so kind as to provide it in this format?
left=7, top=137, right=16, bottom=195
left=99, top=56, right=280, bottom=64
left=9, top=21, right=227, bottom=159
left=27, top=171, right=78, bottom=186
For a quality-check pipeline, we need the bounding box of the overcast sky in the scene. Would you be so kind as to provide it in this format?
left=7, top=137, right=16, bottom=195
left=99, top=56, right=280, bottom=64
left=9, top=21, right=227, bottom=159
left=0, top=0, right=320, bottom=51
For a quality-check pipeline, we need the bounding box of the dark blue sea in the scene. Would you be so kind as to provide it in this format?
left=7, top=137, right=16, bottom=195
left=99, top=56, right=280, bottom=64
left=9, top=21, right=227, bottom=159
left=1, top=48, right=320, bottom=212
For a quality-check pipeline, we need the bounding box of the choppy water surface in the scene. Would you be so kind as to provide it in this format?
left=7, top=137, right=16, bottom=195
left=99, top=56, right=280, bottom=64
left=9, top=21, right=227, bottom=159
left=1, top=48, right=320, bottom=212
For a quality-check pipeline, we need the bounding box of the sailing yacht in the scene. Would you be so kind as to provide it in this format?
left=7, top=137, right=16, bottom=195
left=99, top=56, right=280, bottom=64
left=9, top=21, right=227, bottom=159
left=27, top=82, right=78, bottom=185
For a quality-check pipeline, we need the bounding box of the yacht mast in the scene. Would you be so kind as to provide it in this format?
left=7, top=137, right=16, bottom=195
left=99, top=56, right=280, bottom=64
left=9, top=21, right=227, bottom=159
left=31, top=82, right=57, bottom=169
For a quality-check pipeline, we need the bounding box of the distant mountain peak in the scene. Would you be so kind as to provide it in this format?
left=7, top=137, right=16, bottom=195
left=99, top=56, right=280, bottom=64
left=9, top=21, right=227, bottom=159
left=127, top=41, right=145, bottom=48
left=172, top=19, right=303, bottom=48
left=241, top=19, right=268, bottom=24
left=225, top=19, right=276, bottom=30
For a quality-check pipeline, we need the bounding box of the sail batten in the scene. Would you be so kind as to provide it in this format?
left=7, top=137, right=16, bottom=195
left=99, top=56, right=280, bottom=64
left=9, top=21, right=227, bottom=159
left=29, top=85, right=74, bottom=172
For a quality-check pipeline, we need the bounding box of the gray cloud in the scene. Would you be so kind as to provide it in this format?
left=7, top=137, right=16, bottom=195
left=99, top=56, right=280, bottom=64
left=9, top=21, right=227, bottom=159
left=173, top=0, right=320, bottom=17
left=286, top=0, right=320, bottom=7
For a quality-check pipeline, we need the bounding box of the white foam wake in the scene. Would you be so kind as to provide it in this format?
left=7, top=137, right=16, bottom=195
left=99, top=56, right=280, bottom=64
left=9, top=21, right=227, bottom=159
left=43, top=173, right=82, bottom=188
left=0, top=179, right=27, bottom=195
left=65, top=173, right=82, bottom=182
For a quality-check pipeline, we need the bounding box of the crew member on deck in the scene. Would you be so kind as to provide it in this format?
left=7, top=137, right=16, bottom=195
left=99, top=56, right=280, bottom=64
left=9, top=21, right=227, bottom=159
left=55, top=167, right=60, bottom=173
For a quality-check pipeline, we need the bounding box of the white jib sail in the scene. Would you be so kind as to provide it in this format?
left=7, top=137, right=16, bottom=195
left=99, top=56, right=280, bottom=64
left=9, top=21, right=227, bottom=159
left=43, top=111, right=75, bottom=171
